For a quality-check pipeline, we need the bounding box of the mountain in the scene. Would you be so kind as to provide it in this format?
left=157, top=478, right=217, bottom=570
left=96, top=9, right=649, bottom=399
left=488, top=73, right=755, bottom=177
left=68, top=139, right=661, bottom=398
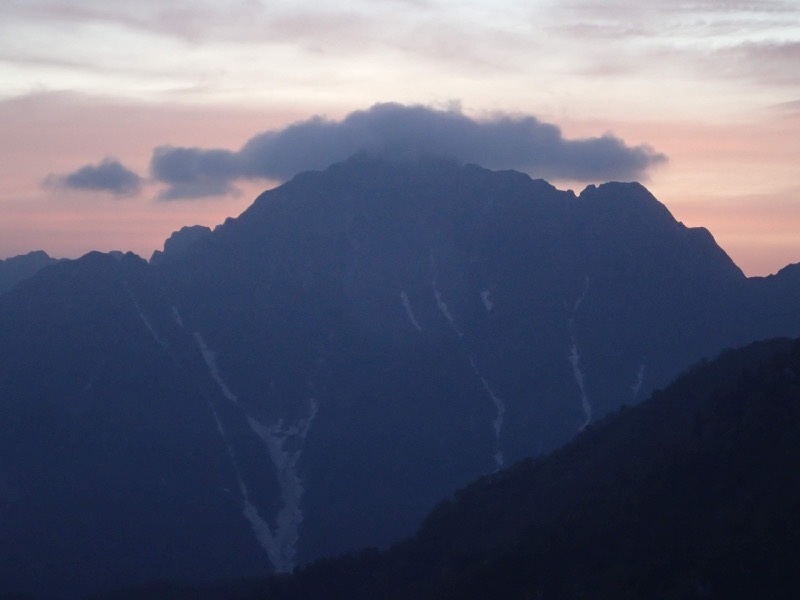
left=149, top=226, right=212, bottom=265
left=1, top=156, right=799, bottom=598
left=0, top=250, right=63, bottom=294
left=248, top=337, right=800, bottom=599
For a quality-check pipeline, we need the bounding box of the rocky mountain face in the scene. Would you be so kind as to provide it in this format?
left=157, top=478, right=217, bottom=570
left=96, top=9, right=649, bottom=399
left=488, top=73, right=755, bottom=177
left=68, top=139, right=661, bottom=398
left=1, top=156, right=799, bottom=598
left=249, top=337, right=800, bottom=600
left=149, top=225, right=212, bottom=265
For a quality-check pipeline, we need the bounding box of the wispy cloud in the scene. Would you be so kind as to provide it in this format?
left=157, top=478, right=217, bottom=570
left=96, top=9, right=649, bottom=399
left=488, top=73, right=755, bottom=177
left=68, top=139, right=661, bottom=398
left=548, top=0, right=800, bottom=84
left=149, top=102, right=666, bottom=200
left=721, top=41, right=800, bottom=85
left=3, top=1, right=796, bottom=115
left=1, top=1, right=422, bottom=47
left=44, top=158, right=142, bottom=196
left=772, top=98, right=800, bottom=115
left=1, top=1, right=531, bottom=73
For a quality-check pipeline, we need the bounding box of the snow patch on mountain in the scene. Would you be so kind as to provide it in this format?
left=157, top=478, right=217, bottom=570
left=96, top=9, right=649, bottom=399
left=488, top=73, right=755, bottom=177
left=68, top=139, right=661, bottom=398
left=191, top=330, right=316, bottom=573
left=205, top=399, right=282, bottom=570
left=480, top=289, right=493, bottom=313
left=430, top=255, right=505, bottom=469
left=572, top=275, right=590, bottom=314
left=183, top=329, right=287, bottom=567
left=467, top=356, right=505, bottom=440
left=400, top=290, right=423, bottom=331
left=432, top=278, right=463, bottom=338
left=568, top=341, right=592, bottom=431
left=567, top=276, right=592, bottom=431
left=632, top=364, right=646, bottom=398
left=247, top=399, right=318, bottom=572
left=193, top=332, right=241, bottom=406
left=171, top=306, right=184, bottom=328
left=467, top=355, right=506, bottom=468
left=124, top=283, right=167, bottom=349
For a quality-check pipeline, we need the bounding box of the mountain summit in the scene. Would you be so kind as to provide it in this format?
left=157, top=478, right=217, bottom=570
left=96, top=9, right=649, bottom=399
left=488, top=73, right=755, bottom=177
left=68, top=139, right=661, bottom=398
left=1, top=157, right=798, bottom=598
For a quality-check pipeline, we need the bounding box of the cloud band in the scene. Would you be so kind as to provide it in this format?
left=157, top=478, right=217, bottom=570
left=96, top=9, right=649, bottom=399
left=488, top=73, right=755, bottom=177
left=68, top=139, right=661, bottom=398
left=150, top=103, right=667, bottom=200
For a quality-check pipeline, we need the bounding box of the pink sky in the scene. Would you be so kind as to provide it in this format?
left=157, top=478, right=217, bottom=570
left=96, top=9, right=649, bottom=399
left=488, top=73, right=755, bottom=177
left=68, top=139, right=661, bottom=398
left=0, top=92, right=294, bottom=260
left=1, top=1, right=798, bottom=276
left=557, top=111, right=800, bottom=276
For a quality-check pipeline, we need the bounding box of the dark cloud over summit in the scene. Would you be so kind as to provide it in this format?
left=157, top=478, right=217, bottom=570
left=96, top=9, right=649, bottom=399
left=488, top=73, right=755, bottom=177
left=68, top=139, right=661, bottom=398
left=45, top=158, right=142, bottom=196
left=150, top=147, right=239, bottom=200
left=150, top=103, right=667, bottom=200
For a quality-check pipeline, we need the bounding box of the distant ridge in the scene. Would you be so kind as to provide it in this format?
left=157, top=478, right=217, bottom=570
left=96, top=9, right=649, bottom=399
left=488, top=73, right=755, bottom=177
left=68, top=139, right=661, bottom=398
left=0, top=250, right=64, bottom=294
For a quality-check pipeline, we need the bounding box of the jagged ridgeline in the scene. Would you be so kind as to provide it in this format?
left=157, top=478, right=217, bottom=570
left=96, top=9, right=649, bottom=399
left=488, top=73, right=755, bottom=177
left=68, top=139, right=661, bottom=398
left=1, top=156, right=799, bottom=599
left=0, top=250, right=63, bottom=295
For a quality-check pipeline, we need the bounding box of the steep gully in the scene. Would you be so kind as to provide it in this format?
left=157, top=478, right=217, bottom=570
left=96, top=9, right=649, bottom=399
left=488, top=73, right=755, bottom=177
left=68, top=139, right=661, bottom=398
left=567, top=276, right=592, bottom=431
left=564, top=277, right=647, bottom=429
left=125, top=284, right=314, bottom=573
left=428, top=253, right=506, bottom=469
left=189, top=322, right=317, bottom=573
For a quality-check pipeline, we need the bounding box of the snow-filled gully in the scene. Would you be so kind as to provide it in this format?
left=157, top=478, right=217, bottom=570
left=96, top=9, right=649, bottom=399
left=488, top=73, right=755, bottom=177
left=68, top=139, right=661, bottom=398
left=631, top=364, right=646, bottom=399
left=429, top=255, right=506, bottom=469
left=567, top=276, right=592, bottom=431
left=124, top=282, right=168, bottom=349
left=124, top=295, right=315, bottom=572
left=400, top=290, right=423, bottom=331
left=174, top=309, right=315, bottom=573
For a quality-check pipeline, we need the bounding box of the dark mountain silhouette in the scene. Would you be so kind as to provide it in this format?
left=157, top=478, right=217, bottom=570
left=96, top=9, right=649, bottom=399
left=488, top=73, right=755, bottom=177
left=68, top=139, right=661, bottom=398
left=0, top=250, right=63, bottom=294
left=0, top=156, right=799, bottom=598
left=150, top=225, right=212, bottom=265
left=244, top=337, right=800, bottom=599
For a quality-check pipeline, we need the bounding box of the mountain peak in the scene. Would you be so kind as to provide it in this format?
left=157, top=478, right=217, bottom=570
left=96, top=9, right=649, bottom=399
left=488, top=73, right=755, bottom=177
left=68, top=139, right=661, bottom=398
left=578, top=180, right=676, bottom=224
left=150, top=225, right=213, bottom=264
left=0, top=250, right=64, bottom=295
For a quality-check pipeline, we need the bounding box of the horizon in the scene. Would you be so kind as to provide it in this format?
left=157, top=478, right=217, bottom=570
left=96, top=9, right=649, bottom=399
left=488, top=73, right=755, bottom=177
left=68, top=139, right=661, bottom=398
left=3, top=156, right=796, bottom=279
left=1, top=1, right=798, bottom=276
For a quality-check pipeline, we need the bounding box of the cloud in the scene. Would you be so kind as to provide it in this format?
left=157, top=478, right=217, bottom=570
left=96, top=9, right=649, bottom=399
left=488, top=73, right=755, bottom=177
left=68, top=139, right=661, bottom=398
left=723, top=41, right=800, bottom=85
left=2, top=1, right=532, bottom=77
left=150, top=146, right=238, bottom=200
left=772, top=98, right=800, bottom=115
left=150, top=103, right=667, bottom=199
left=45, top=158, right=142, bottom=196
left=3, top=2, right=418, bottom=52
left=549, top=1, right=800, bottom=81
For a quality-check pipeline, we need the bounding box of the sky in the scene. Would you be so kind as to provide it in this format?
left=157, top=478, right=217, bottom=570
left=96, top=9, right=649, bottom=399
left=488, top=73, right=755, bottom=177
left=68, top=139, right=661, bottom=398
left=1, top=0, right=798, bottom=276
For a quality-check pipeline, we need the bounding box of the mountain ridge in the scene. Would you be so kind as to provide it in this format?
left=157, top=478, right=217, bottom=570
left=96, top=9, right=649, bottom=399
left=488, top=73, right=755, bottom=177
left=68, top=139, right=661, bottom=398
left=1, top=156, right=798, bottom=598
left=0, top=250, right=64, bottom=295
